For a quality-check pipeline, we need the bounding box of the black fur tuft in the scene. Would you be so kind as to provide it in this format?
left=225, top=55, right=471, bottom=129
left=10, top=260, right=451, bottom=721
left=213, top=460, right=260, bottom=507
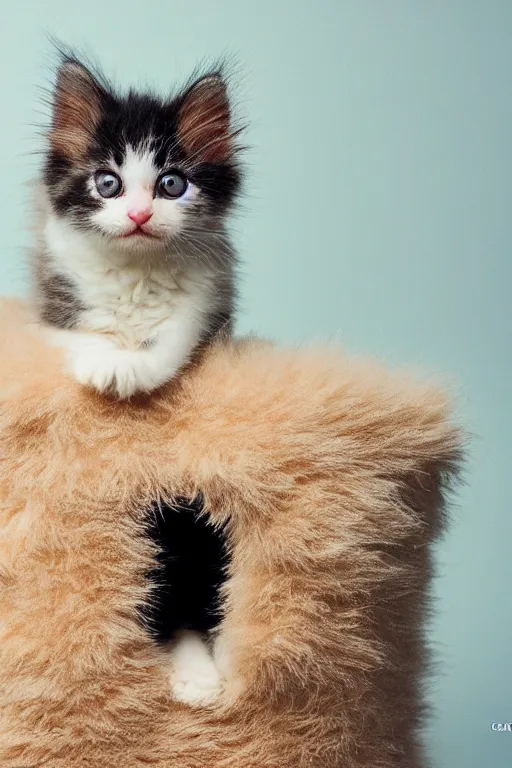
left=142, top=497, right=229, bottom=644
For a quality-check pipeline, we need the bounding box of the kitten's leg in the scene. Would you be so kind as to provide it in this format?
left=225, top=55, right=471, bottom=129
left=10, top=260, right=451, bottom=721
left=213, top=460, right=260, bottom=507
left=168, top=630, right=223, bottom=707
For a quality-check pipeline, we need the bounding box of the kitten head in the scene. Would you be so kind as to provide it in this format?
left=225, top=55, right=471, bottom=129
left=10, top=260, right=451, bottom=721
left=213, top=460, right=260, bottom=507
left=43, top=54, right=243, bottom=252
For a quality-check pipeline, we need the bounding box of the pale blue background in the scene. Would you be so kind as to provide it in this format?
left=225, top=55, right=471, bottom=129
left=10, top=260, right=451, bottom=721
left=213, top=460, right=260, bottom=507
left=0, top=3, right=510, bottom=766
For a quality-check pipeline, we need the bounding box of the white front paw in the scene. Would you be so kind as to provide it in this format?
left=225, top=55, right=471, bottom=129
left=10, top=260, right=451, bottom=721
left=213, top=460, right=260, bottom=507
left=62, top=331, right=184, bottom=399
left=66, top=337, right=139, bottom=399
left=72, top=349, right=138, bottom=399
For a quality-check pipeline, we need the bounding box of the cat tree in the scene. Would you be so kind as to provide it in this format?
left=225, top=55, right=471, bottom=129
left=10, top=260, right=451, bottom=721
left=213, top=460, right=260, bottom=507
left=0, top=299, right=462, bottom=768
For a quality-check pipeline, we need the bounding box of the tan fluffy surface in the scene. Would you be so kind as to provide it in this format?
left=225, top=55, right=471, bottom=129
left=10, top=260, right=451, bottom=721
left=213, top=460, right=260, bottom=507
left=0, top=299, right=463, bottom=767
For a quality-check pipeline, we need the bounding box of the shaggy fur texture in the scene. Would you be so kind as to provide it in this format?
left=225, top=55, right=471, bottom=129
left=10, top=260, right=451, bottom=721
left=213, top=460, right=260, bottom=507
left=0, top=299, right=463, bottom=767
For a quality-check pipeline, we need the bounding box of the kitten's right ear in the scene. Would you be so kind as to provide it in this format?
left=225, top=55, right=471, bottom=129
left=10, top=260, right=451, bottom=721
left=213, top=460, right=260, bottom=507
left=50, top=59, right=104, bottom=160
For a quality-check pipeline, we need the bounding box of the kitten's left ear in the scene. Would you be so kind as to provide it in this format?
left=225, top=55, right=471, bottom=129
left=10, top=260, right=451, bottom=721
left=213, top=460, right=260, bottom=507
left=178, top=73, right=233, bottom=163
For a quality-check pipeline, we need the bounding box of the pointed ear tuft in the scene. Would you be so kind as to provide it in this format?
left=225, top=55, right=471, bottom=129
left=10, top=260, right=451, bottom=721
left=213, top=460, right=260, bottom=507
left=50, top=59, right=103, bottom=160
left=178, top=73, right=233, bottom=163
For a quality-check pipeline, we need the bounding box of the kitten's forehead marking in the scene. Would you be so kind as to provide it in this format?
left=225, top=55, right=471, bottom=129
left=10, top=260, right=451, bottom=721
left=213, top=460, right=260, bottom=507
left=116, top=144, right=158, bottom=190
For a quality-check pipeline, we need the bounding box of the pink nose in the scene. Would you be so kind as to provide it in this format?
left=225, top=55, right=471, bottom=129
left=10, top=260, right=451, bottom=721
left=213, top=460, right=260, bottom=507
left=128, top=208, right=152, bottom=226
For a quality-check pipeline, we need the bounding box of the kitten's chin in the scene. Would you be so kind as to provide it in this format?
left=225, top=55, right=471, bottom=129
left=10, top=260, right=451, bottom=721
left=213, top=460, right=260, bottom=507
left=103, top=234, right=177, bottom=265
left=114, top=232, right=161, bottom=245
left=106, top=231, right=169, bottom=254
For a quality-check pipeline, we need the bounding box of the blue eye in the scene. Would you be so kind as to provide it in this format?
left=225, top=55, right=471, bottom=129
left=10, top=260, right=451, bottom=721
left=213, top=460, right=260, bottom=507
left=94, top=171, right=122, bottom=198
left=157, top=172, right=188, bottom=199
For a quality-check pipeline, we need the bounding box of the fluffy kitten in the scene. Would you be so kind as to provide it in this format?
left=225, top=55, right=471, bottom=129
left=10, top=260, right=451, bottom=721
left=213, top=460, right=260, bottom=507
left=35, top=53, right=244, bottom=706
left=36, top=53, right=242, bottom=399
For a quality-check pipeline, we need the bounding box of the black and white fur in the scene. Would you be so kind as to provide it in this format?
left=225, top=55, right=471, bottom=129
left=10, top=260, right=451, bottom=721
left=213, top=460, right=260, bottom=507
left=36, top=53, right=242, bottom=399
left=35, top=52, right=244, bottom=705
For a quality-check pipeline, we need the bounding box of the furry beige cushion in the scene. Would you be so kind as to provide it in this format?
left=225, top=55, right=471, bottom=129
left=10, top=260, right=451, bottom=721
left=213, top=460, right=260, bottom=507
left=0, top=299, right=463, bottom=768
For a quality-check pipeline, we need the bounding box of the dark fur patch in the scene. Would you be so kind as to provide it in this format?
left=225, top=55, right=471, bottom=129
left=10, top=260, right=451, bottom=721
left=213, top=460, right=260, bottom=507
left=142, top=497, right=229, bottom=643
left=36, top=266, right=86, bottom=329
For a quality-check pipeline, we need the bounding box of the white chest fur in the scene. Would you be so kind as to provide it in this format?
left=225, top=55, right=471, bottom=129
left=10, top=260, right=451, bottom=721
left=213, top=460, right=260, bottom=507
left=78, top=264, right=188, bottom=347
left=44, top=215, right=215, bottom=349
left=42, top=215, right=220, bottom=398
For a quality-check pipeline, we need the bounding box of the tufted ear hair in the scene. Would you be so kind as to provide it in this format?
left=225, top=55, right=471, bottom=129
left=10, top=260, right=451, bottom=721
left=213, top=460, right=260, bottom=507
left=177, top=73, right=234, bottom=163
left=50, top=59, right=104, bottom=160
